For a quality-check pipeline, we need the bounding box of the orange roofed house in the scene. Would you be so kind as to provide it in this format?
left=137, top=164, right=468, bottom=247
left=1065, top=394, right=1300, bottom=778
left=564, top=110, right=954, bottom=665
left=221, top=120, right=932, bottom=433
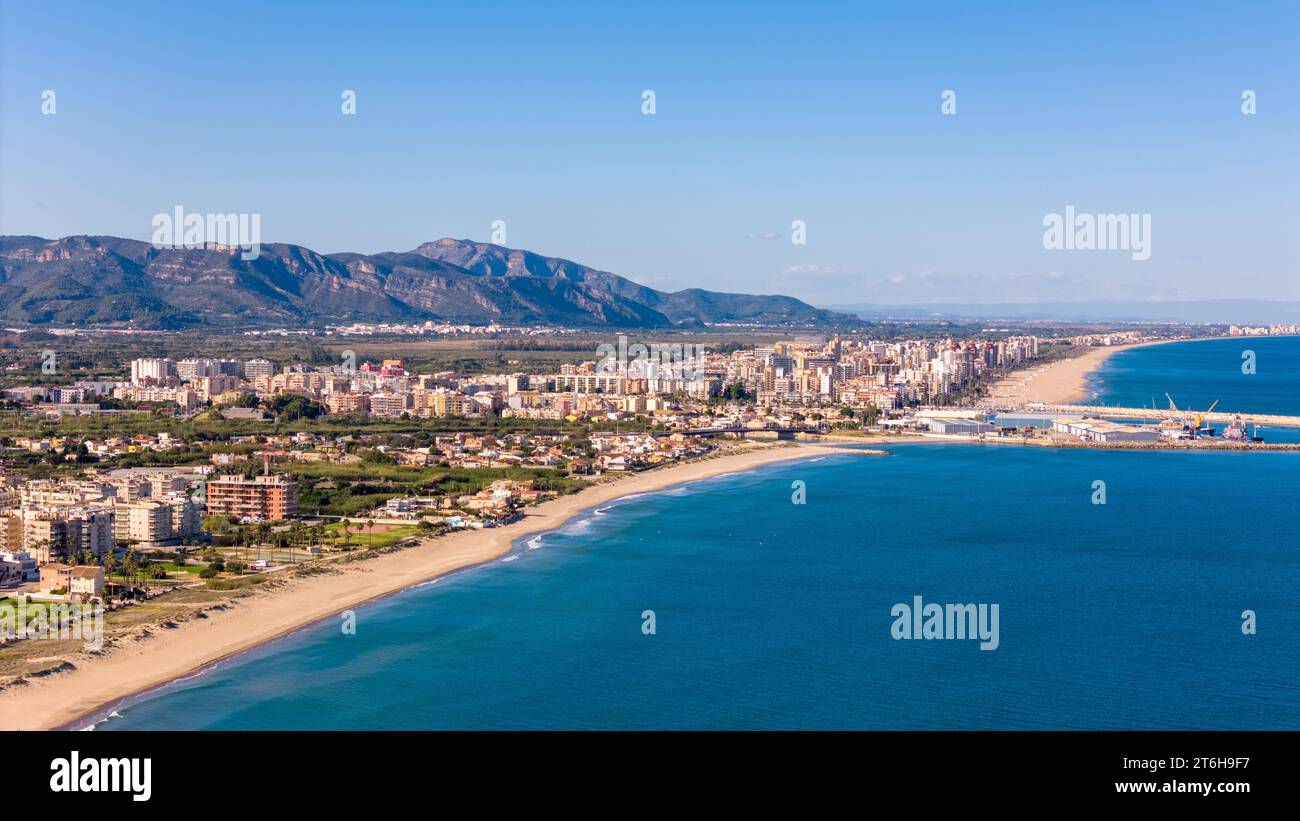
left=39, top=563, right=104, bottom=601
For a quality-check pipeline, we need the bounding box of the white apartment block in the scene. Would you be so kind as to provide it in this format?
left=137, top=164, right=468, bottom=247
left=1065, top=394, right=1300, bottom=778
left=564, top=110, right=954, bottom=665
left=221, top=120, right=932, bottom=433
left=130, top=358, right=175, bottom=384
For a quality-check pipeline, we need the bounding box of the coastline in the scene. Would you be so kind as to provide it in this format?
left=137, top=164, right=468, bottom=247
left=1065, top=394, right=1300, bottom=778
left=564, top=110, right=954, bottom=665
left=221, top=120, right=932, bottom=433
left=987, top=337, right=1221, bottom=406
left=0, top=442, right=865, bottom=731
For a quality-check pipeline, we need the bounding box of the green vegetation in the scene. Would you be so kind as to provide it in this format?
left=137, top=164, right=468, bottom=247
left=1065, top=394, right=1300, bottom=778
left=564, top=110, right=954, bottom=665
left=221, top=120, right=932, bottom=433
left=0, top=599, right=46, bottom=620
left=158, top=562, right=205, bottom=574
left=322, top=521, right=423, bottom=550
left=204, top=574, right=271, bottom=591
left=287, top=461, right=582, bottom=516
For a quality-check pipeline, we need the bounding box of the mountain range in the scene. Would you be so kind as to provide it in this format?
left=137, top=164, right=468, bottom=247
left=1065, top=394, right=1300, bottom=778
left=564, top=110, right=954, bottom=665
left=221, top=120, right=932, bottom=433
left=0, top=235, right=851, bottom=329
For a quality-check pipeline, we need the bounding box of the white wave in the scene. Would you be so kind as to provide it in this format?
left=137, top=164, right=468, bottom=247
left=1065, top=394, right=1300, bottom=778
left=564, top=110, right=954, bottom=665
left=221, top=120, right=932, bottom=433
left=526, top=535, right=545, bottom=550
left=500, top=555, right=519, bottom=563
left=80, top=709, right=124, bottom=731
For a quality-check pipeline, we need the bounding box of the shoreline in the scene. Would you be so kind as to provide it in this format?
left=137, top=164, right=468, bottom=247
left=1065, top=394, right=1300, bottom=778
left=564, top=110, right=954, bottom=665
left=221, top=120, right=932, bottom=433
left=987, top=336, right=1223, bottom=407
left=0, top=442, right=866, bottom=731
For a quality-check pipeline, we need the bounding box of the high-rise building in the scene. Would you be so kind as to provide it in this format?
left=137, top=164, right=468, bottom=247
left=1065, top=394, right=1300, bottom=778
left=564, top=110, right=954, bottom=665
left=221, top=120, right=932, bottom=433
left=507, top=374, right=530, bottom=394
left=244, top=358, right=275, bottom=380
left=112, top=500, right=174, bottom=545
left=130, top=358, right=175, bottom=384
left=205, top=475, right=298, bottom=521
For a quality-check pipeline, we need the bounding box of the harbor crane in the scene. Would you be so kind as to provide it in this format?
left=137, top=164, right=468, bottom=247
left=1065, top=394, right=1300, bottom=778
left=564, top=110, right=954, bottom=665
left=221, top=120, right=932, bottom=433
left=1193, top=399, right=1220, bottom=429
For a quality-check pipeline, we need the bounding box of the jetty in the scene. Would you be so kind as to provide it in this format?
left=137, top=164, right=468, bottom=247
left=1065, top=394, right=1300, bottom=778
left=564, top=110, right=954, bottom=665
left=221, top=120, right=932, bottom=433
left=1037, top=404, right=1300, bottom=428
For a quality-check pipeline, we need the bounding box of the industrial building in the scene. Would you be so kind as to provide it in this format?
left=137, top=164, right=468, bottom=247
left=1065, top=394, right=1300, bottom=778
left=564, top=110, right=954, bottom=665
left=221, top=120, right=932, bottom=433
left=1052, top=419, right=1160, bottom=443
left=925, top=417, right=998, bottom=435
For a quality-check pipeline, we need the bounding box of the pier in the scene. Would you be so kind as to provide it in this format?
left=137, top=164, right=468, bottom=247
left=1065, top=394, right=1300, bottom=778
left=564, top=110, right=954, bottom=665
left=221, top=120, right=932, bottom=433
left=1037, top=405, right=1300, bottom=428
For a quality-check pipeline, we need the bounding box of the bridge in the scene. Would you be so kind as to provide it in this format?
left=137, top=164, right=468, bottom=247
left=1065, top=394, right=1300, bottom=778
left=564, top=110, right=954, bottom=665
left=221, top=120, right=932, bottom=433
left=656, top=426, right=828, bottom=440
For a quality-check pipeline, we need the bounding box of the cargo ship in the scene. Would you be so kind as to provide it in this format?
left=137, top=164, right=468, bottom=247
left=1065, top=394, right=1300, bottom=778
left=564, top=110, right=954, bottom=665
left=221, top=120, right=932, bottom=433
left=1221, top=415, right=1265, bottom=443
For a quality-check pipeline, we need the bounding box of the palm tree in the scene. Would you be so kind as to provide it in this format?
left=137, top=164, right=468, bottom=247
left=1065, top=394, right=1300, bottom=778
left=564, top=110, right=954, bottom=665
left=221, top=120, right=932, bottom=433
left=122, top=551, right=139, bottom=594
left=256, top=523, right=271, bottom=563
left=288, top=521, right=304, bottom=563
left=366, top=519, right=376, bottom=549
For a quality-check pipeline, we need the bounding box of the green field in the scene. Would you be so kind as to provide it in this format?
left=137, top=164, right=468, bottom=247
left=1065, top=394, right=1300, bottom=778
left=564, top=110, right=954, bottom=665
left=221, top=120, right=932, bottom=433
left=321, top=521, right=423, bottom=550
left=288, top=460, right=581, bottom=517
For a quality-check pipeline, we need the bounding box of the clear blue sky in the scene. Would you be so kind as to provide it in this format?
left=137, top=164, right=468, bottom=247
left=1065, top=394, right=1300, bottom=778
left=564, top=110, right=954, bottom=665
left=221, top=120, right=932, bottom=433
left=2, top=1, right=1296, bottom=305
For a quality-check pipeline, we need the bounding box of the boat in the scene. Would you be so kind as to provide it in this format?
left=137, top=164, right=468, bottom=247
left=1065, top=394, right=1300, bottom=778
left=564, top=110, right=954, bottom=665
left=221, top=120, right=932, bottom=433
left=1222, top=415, right=1249, bottom=442
left=1161, top=394, right=1219, bottom=440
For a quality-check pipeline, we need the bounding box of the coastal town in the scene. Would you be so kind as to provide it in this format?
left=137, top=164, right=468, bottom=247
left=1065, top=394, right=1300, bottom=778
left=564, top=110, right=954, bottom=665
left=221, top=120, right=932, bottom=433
left=0, top=330, right=1030, bottom=604
left=1, top=321, right=1297, bottom=735
left=4, top=326, right=1299, bottom=617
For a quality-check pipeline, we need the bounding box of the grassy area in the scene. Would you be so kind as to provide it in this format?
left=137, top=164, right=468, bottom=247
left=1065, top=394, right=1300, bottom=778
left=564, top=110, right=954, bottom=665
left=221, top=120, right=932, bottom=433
left=0, top=408, right=595, bottom=443
left=204, top=574, right=272, bottom=591
left=158, top=563, right=206, bottom=574
left=0, top=598, right=47, bottom=620
left=322, top=521, right=422, bottom=550
left=288, top=460, right=582, bottom=516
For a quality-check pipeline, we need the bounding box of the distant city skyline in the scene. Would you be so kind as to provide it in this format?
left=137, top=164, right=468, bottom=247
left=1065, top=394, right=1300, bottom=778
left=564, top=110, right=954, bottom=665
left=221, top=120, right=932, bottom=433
left=2, top=1, right=1296, bottom=305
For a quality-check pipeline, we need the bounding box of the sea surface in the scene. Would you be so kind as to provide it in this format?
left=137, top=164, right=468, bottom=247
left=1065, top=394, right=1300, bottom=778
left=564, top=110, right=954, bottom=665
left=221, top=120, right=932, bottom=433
left=1086, top=335, right=1300, bottom=443
left=99, top=442, right=1300, bottom=730
left=1086, top=335, right=1300, bottom=416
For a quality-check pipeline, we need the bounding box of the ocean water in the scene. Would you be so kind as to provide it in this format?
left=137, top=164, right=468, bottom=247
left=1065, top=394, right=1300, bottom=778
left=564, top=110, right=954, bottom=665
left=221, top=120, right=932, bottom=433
left=99, top=444, right=1300, bottom=730
left=1086, top=335, right=1300, bottom=416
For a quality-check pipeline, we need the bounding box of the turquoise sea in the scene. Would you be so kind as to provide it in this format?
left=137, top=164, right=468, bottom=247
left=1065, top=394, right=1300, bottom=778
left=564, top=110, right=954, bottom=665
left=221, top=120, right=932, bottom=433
left=96, top=339, right=1300, bottom=730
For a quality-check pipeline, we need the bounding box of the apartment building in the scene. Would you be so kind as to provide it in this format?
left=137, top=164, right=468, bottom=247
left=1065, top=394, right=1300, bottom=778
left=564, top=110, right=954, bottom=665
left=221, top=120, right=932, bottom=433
left=552, top=374, right=626, bottom=395
left=194, top=374, right=247, bottom=401
left=16, top=507, right=113, bottom=562
left=112, top=499, right=175, bottom=546
left=432, top=390, right=472, bottom=417
left=368, top=392, right=411, bottom=418
left=244, top=358, right=275, bottom=380
left=130, top=358, right=175, bottom=384
left=326, top=391, right=370, bottom=415
left=205, top=474, right=298, bottom=521
left=0, top=551, right=38, bottom=584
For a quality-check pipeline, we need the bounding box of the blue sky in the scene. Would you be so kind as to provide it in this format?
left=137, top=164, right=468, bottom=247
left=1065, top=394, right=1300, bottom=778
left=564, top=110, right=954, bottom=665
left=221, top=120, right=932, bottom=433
left=2, top=1, right=1297, bottom=305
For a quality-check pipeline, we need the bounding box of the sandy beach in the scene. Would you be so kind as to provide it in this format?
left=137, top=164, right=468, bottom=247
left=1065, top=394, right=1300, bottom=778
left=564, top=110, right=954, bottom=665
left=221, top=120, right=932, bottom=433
left=987, top=338, right=1217, bottom=406
left=0, top=442, right=866, bottom=731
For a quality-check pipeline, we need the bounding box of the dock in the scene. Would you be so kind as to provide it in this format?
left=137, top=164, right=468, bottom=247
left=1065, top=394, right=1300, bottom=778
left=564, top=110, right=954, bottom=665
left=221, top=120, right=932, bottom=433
left=1037, top=405, right=1300, bottom=427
